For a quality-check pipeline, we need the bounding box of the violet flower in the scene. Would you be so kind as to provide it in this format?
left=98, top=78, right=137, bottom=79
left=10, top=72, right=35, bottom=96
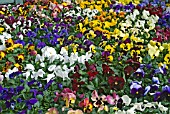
left=44, top=80, right=54, bottom=90
left=130, top=81, right=144, bottom=98
left=15, top=40, right=25, bottom=46
left=133, top=68, right=145, bottom=78
left=37, top=42, right=46, bottom=49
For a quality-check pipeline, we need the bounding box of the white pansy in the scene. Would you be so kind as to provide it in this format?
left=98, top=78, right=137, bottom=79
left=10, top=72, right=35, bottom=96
left=41, top=46, right=56, bottom=58
left=31, top=69, right=45, bottom=80
left=157, top=102, right=168, bottom=113
left=60, top=47, right=68, bottom=56
left=40, top=63, right=45, bottom=67
left=121, top=95, right=131, bottom=106
left=0, top=72, right=4, bottom=82
left=115, top=110, right=126, bottom=114
left=69, top=52, right=79, bottom=66
left=132, top=102, right=145, bottom=111
left=133, top=9, right=140, bottom=16
left=48, top=65, right=56, bottom=72
left=23, top=71, right=31, bottom=80
left=25, top=64, right=35, bottom=71
left=142, top=10, right=150, bottom=20
left=0, top=45, right=6, bottom=51
left=35, top=54, right=44, bottom=63
left=46, top=73, right=55, bottom=83
left=18, top=34, right=23, bottom=40
left=126, top=107, right=136, bottom=114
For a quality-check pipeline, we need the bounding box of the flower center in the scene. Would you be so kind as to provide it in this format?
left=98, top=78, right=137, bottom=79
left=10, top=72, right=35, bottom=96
left=115, top=82, right=118, bottom=85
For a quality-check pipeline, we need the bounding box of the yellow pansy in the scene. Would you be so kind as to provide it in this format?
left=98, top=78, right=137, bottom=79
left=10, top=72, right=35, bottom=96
left=68, top=35, right=75, bottom=40
left=130, top=50, right=140, bottom=57
left=0, top=26, right=4, bottom=33
left=86, top=30, right=96, bottom=39
left=99, top=41, right=107, bottom=47
left=112, top=28, right=120, bottom=39
left=94, top=5, right=102, bottom=12
left=71, top=44, right=79, bottom=53
left=84, top=17, right=89, bottom=26
left=113, top=107, right=119, bottom=111
left=147, top=43, right=160, bottom=59
left=103, top=21, right=111, bottom=29
left=90, top=45, right=96, bottom=53
left=5, top=38, right=14, bottom=48
left=13, top=44, right=23, bottom=49
left=77, top=23, right=86, bottom=33
left=0, top=51, right=6, bottom=60
left=110, top=18, right=118, bottom=26
left=164, top=53, right=170, bottom=64
left=120, top=43, right=133, bottom=51
left=122, top=33, right=129, bottom=41
left=108, top=55, right=113, bottom=62
left=14, top=63, right=22, bottom=70
left=16, top=54, right=24, bottom=63
left=105, top=45, right=115, bottom=54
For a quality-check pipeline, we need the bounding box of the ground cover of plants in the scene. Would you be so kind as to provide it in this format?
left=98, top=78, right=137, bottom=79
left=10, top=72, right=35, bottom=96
left=0, top=0, right=170, bottom=113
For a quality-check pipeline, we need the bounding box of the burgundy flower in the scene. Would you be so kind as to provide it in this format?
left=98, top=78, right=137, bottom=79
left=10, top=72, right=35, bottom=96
left=87, top=71, right=98, bottom=81
left=72, top=79, right=85, bottom=92
left=102, top=64, right=114, bottom=75
left=124, top=66, right=134, bottom=78
left=108, top=76, right=125, bottom=91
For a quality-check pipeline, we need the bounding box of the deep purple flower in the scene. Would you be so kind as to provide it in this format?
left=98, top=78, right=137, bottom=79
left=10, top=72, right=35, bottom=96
left=44, top=80, right=54, bottom=90
left=58, top=83, right=63, bottom=89
left=60, top=29, right=69, bottom=37
left=37, top=42, right=46, bottom=49
left=18, top=110, right=26, bottom=114
left=133, top=68, right=145, bottom=78
left=30, top=89, right=38, bottom=97
left=76, top=33, right=83, bottom=38
left=27, top=31, right=37, bottom=38
left=154, top=92, right=161, bottom=101
left=53, top=17, right=61, bottom=22
left=17, top=98, right=22, bottom=103
left=5, top=101, right=11, bottom=108
left=0, top=85, right=3, bottom=93
left=102, top=51, right=110, bottom=58
left=84, top=40, right=93, bottom=46
left=27, top=80, right=36, bottom=86
left=15, top=40, right=25, bottom=46
left=146, top=64, right=152, bottom=69
left=130, top=81, right=144, bottom=98
left=9, top=71, right=22, bottom=79
left=94, top=30, right=101, bottom=37
left=29, top=98, right=38, bottom=105
left=16, top=86, right=24, bottom=93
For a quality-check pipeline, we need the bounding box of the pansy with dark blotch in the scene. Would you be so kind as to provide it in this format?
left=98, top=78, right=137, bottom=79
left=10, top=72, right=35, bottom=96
left=133, top=68, right=145, bottom=78
left=130, top=81, right=144, bottom=98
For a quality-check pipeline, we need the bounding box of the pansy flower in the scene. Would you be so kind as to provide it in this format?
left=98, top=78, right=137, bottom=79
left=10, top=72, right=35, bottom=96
left=91, top=90, right=108, bottom=112
left=133, top=68, right=145, bottom=78
left=130, top=81, right=144, bottom=98
left=108, top=76, right=125, bottom=91
left=0, top=51, right=6, bottom=60
left=79, top=98, right=93, bottom=113
left=15, top=54, right=24, bottom=63
left=102, top=64, right=114, bottom=75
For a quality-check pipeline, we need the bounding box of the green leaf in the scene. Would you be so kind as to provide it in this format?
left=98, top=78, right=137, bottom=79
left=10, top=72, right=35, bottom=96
left=87, top=85, right=95, bottom=90
left=8, top=56, right=15, bottom=63
left=36, top=94, right=43, bottom=101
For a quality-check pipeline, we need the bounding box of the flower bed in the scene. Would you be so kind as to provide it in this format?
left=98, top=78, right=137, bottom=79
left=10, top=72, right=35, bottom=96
left=0, top=0, right=170, bottom=113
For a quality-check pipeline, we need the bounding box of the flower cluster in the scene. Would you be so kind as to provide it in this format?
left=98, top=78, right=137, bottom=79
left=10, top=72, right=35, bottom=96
left=0, top=0, right=170, bottom=113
